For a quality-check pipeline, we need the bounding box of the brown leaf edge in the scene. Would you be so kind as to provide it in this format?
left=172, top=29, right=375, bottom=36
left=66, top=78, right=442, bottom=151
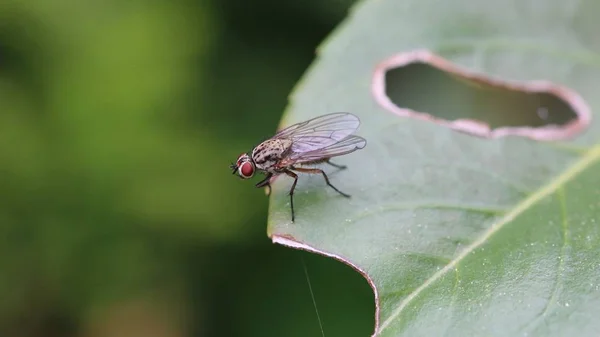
left=271, top=233, right=380, bottom=337
left=371, top=49, right=592, bottom=141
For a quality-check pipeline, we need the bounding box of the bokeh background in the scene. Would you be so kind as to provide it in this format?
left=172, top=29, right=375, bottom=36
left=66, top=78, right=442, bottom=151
left=0, top=0, right=375, bottom=336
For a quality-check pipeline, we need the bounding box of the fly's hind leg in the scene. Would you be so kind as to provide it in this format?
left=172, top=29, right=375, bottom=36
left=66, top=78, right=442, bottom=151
left=325, top=159, right=347, bottom=170
left=292, top=167, right=351, bottom=198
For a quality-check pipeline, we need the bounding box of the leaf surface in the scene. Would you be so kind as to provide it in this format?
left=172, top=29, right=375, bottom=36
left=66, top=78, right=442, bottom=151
left=267, top=0, right=600, bottom=335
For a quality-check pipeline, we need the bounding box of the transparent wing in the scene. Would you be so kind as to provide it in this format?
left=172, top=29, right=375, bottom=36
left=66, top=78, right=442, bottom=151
left=273, top=112, right=361, bottom=153
left=281, top=135, right=366, bottom=165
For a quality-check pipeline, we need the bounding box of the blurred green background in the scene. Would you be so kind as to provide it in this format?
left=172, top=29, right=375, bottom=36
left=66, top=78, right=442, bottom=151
left=0, top=1, right=374, bottom=336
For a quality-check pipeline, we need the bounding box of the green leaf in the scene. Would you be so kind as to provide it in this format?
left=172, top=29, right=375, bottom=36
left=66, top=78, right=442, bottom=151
left=266, top=0, right=600, bottom=336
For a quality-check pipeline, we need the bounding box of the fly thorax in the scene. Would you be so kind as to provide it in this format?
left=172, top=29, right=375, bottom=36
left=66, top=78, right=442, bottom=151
left=252, top=139, right=292, bottom=170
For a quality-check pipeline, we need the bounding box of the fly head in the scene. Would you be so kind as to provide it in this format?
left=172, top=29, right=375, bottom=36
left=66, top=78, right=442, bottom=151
left=230, top=153, right=255, bottom=179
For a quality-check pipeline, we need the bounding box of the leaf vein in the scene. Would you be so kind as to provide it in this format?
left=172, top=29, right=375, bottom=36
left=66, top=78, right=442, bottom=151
left=348, top=202, right=507, bottom=224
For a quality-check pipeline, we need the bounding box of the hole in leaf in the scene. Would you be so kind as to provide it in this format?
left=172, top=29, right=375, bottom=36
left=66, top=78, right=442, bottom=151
left=385, top=63, right=576, bottom=129
left=372, top=50, right=591, bottom=141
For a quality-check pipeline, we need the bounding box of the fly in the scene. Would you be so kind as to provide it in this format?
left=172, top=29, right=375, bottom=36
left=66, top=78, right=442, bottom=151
left=229, top=112, right=367, bottom=222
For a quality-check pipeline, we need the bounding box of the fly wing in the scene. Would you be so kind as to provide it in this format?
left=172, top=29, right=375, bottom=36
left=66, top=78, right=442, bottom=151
left=280, top=135, right=366, bottom=166
left=272, top=113, right=361, bottom=153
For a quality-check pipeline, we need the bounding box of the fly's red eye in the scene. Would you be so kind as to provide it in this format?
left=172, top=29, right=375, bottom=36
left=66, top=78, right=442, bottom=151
left=239, top=161, right=254, bottom=178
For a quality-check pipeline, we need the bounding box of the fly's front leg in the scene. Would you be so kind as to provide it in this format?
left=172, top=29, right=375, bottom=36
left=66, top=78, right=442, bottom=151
left=255, top=173, right=273, bottom=196
left=283, top=169, right=299, bottom=222
left=293, top=167, right=351, bottom=198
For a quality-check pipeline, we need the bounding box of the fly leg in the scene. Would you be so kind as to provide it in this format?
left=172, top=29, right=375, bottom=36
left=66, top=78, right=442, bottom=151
left=283, top=169, right=299, bottom=222
left=292, top=167, right=351, bottom=198
left=325, top=159, right=347, bottom=170
left=255, top=173, right=273, bottom=196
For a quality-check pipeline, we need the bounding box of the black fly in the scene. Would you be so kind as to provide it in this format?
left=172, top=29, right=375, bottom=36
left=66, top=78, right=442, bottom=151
left=230, top=112, right=366, bottom=222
